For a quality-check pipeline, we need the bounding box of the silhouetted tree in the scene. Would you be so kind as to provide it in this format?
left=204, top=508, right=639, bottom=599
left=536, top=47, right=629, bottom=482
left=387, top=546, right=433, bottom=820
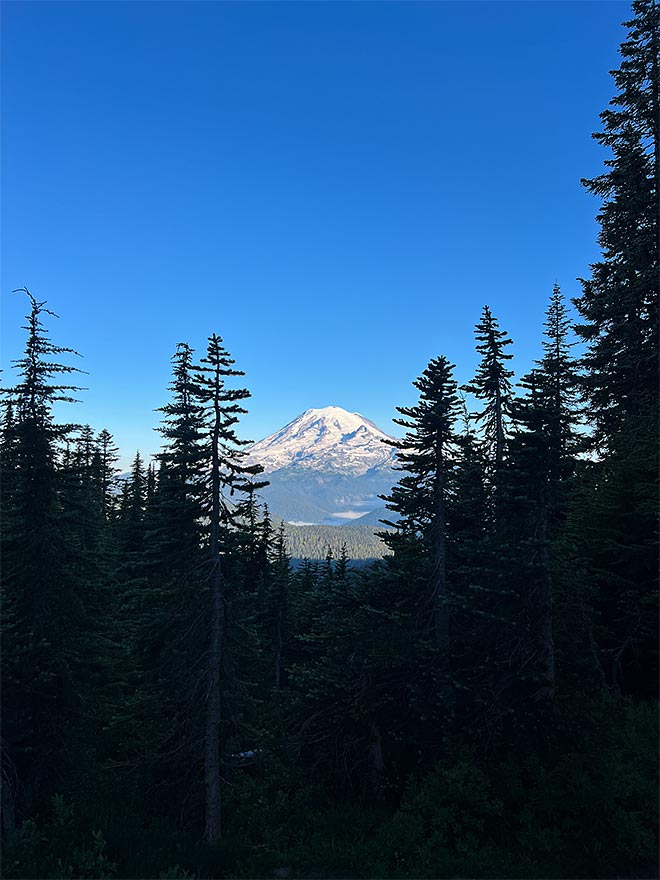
left=192, top=333, right=264, bottom=843
left=0, top=289, right=89, bottom=822
left=463, top=306, right=514, bottom=527
left=573, top=0, right=659, bottom=696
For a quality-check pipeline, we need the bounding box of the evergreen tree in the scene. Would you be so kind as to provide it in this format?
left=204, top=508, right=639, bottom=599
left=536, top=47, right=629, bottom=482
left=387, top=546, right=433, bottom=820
left=506, top=371, right=559, bottom=707
left=538, top=288, right=579, bottom=513
left=463, top=306, right=514, bottom=525
left=464, top=289, right=577, bottom=724
left=573, top=0, right=659, bottom=696
left=0, top=289, right=89, bottom=821
left=192, top=333, right=264, bottom=843
left=120, top=345, right=208, bottom=819
left=256, top=519, right=291, bottom=695
left=515, top=287, right=593, bottom=699
left=576, top=0, right=658, bottom=444
left=116, top=451, right=148, bottom=558
left=383, top=356, right=461, bottom=658
left=151, top=343, right=206, bottom=582
left=96, top=428, right=120, bottom=522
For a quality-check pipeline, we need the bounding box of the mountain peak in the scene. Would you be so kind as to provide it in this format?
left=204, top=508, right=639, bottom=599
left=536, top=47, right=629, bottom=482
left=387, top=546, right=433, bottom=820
left=247, top=406, right=395, bottom=475
left=302, top=405, right=364, bottom=419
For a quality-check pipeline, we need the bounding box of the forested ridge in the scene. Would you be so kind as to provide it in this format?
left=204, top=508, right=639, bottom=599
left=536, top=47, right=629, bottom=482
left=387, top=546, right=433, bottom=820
left=1, top=3, right=658, bottom=878
left=279, top=523, right=390, bottom=565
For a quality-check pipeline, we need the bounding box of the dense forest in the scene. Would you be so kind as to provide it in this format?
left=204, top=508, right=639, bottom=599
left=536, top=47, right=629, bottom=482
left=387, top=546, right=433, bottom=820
left=280, top=523, right=389, bottom=566
left=1, top=3, right=658, bottom=878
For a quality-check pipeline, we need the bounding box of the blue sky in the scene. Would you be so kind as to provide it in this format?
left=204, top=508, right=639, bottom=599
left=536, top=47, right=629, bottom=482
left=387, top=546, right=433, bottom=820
left=2, top=0, right=627, bottom=467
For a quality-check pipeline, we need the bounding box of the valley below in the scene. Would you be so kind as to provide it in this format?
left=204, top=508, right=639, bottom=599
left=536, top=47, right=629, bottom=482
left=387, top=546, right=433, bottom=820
left=247, top=406, right=398, bottom=559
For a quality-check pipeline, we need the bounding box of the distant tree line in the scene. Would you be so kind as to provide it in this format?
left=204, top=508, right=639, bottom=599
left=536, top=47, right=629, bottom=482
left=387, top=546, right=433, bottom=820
left=281, top=522, right=390, bottom=564
left=1, top=3, right=657, bottom=878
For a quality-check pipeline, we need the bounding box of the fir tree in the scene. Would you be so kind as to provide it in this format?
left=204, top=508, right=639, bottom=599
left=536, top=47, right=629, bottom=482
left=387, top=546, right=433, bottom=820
left=192, top=333, right=264, bottom=843
left=151, top=343, right=206, bottom=581
left=463, top=306, right=514, bottom=524
left=383, top=355, right=461, bottom=657
left=576, top=0, right=658, bottom=444
left=117, top=451, right=148, bottom=557
left=120, top=345, right=208, bottom=818
left=0, top=289, right=88, bottom=821
left=95, top=428, right=120, bottom=522
left=573, top=0, right=659, bottom=696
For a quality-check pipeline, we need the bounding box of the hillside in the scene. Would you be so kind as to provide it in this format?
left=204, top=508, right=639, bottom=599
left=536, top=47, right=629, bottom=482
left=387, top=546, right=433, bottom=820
left=281, top=521, right=391, bottom=564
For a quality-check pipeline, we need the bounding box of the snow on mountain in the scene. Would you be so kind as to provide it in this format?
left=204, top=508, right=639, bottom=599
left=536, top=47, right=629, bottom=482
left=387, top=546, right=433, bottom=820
left=246, top=407, right=398, bottom=526
left=246, top=406, right=396, bottom=475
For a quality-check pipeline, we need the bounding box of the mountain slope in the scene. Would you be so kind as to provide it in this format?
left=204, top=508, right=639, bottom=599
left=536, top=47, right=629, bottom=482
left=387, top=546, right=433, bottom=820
left=248, top=406, right=396, bottom=474
left=247, top=406, right=398, bottom=525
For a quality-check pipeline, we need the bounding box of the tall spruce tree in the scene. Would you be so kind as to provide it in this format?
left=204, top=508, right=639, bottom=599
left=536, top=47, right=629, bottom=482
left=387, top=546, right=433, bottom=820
left=151, top=343, right=206, bottom=582
left=535, top=286, right=579, bottom=519
left=121, top=344, right=208, bottom=817
left=0, top=290, right=89, bottom=823
left=505, top=372, right=559, bottom=708
left=382, top=356, right=461, bottom=706
left=463, top=306, right=514, bottom=527
left=117, top=451, right=148, bottom=558
left=464, top=306, right=514, bottom=468
left=192, top=333, right=264, bottom=843
left=465, top=289, right=578, bottom=725
left=576, top=0, right=658, bottom=444
left=573, top=0, right=659, bottom=696
left=95, top=428, right=120, bottom=522
left=514, top=287, right=579, bottom=702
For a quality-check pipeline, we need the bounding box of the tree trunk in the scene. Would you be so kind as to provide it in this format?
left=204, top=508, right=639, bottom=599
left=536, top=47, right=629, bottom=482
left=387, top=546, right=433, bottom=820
left=274, top=606, right=283, bottom=690
left=536, top=504, right=556, bottom=702
left=369, top=720, right=384, bottom=800
left=205, top=553, right=223, bottom=843
left=587, top=619, right=608, bottom=690
left=1, top=768, right=16, bottom=840
left=205, top=372, right=224, bottom=844
left=494, top=384, right=504, bottom=474
left=431, top=435, right=452, bottom=713
left=431, top=439, right=449, bottom=656
left=494, top=383, right=505, bottom=532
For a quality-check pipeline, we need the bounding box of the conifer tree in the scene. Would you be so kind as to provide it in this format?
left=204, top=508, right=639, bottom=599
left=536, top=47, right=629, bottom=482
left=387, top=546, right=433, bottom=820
left=463, top=306, right=514, bottom=525
left=270, top=523, right=291, bottom=692
left=151, top=343, right=206, bottom=581
left=514, top=288, right=578, bottom=700
left=120, top=345, right=208, bottom=816
left=117, top=451, right=148, bottom=557
left=192, top=333, right=264, bottom=844
left=383, top=355, right=461, bottom=657
left=96, top=428, right=120, bottom=521
left=255, top=519, right=291, bottom=695
left=576, top=0, right=658, bottom=444
left=0, top=289, right=88, bottom=820
left=573, top=0, right=659, bottom=696
left=114, top=451, right=151, bottom=663
left=536, top=286, right=579, bottom=520
left=505, top=372, right=559, bottom=707
left=469, top=290, right=576, bottom=718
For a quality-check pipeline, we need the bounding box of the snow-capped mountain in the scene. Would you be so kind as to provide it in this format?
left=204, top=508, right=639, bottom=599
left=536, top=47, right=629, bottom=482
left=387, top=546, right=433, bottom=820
left=246, top=406, right=398, bottom=525
left=248, top=406, right=396, bottom=475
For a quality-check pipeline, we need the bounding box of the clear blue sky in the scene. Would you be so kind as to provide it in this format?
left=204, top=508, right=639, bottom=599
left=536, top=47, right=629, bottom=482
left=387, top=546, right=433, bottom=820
left=2, top=0, right=628, bottom=467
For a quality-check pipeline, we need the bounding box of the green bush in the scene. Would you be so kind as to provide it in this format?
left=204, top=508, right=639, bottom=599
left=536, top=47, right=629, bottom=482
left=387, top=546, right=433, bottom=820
left=3, top=795, right=117, bottom=879
left=365, top=695, right=658, bottom=879
left=364, top=759, right=511, bottom=878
